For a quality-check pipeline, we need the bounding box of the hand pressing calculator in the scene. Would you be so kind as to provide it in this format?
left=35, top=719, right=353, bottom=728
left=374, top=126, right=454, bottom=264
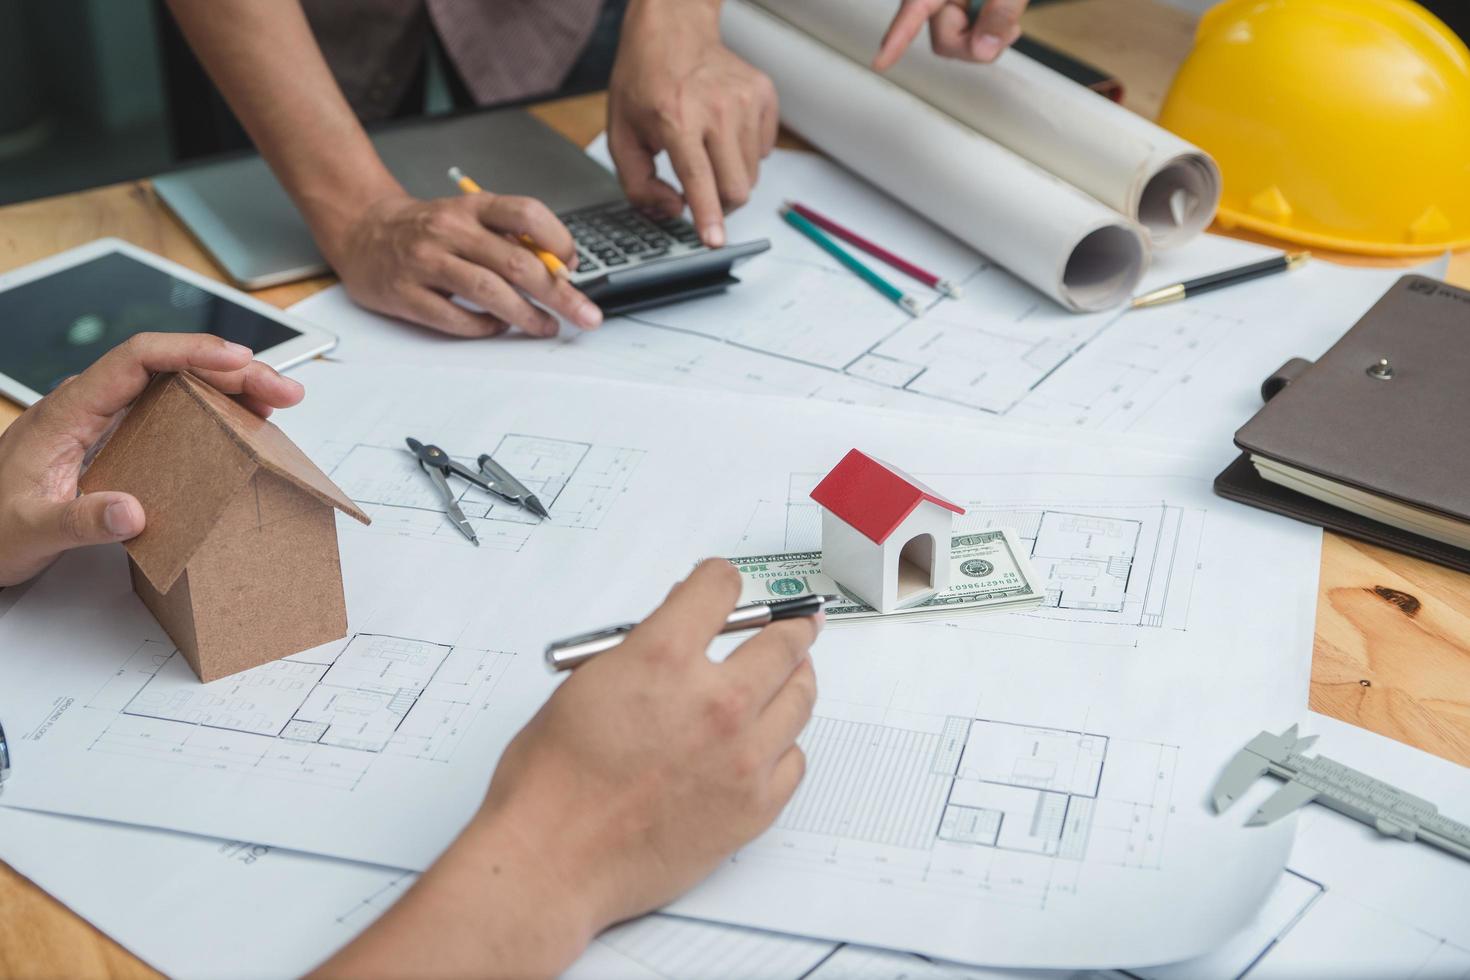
left=561, top=201, right=769, bottom=316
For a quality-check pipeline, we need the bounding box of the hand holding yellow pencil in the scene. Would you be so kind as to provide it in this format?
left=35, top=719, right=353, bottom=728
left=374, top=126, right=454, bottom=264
left=448, top=166, right=571, bottom=281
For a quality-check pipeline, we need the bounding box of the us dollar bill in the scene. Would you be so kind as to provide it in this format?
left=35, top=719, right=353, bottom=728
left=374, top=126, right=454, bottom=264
left=728, top=528, right=1044, bottom=621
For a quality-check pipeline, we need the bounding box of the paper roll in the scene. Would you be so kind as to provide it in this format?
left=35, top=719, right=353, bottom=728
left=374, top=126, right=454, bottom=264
left=722, top=1, right=1148, bottom=313
left=750, top=0, right=1221, bottom=248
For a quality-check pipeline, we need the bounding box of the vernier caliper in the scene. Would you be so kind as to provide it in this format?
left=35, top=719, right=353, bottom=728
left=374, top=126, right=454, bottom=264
left=1212, top=725, right=1470, bottom=863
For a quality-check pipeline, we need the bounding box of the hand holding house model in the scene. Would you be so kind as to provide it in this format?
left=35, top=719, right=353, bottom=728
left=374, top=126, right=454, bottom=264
left=79, top=372, right=370, bottom=682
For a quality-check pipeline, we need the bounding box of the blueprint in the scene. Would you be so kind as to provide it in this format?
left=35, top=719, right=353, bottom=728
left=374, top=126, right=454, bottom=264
left=0, top=362, right=1317, bottom=964
left=292, top=146, right=1440, bottom=449
left=1, top=716, right=1463, bottom=979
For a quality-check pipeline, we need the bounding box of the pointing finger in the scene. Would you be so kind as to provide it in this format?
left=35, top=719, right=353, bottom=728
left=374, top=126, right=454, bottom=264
left=666, top=131, right=726, bottom=248
left=874, top=0, right=946, bottom=70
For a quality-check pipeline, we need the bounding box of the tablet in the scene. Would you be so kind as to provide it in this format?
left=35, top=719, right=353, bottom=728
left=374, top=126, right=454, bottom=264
left=0, top=238, right=336, bottom=406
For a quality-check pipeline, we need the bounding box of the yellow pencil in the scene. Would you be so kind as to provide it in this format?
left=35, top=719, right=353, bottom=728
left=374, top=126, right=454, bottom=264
left=447, top=166, right=570, bottom=281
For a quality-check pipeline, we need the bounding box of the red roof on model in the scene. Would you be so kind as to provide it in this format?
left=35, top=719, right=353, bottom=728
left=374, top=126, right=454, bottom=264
left=809, top=449, right=965, bottom=545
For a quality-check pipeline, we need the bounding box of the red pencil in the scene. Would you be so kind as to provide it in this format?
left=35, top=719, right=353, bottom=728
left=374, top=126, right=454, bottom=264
left=786, top=201, right=961, bottom=299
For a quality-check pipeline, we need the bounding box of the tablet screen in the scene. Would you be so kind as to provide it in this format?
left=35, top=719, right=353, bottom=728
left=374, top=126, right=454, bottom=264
left=0, top=251, right=302, bottom=396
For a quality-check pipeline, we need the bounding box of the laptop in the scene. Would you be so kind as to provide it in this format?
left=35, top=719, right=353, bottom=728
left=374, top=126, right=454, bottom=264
left=153, top=108, right=769, bottom=315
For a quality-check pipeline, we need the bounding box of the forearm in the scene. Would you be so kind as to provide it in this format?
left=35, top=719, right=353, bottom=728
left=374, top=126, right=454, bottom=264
left=309, top=812, right=596, bottom=980
left=164, top=0, right=401, bottom=253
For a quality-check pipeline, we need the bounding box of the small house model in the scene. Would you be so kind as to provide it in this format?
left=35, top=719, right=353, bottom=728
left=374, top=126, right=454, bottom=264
left=79, top=372, right=370, bottom=682
left=809, top=449, right=965, bottom=614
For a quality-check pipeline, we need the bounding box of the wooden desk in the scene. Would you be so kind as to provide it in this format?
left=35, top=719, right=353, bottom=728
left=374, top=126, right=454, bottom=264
left=1, top=2, right=1466, bottom=975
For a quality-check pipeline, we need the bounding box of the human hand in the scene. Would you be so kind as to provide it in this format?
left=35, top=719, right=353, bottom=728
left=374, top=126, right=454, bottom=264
left=873, top=0, right=1030, bottom=70
left=322, top=191, right=603, bottom=338
left=0, top=333, right=304, bottom=587
left=480, top=560, right=819, bottom=943
left=608, top=0, right=778, bottom=249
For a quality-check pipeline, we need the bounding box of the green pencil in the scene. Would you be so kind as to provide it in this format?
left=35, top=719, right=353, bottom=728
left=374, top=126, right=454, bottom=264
left=781, top=207, right=922, bottom=317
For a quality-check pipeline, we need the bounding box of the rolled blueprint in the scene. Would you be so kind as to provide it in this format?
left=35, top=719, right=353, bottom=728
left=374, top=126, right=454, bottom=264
left=722, top=1, right=1147, bottom=312
left=750, top=0, right=1221, bottom=248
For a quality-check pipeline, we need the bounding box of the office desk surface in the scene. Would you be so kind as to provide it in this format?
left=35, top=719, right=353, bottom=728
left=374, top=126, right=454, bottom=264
left=1, top=1, right=1466, bottom=976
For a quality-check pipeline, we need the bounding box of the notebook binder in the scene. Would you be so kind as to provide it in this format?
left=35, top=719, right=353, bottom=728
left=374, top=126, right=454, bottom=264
left=1214, top=274, right=1470, bottom=572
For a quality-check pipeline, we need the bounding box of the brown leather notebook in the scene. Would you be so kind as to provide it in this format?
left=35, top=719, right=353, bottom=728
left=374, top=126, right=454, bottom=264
left=1215, top=275, right=1470, bottom=573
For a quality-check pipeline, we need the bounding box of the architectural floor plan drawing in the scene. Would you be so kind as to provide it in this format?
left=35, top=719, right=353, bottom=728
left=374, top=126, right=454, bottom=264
left=620, top=259, right=1241, bottom=425
left=320, top=434, right=644, bottom=549
left=83, top=633, right=516, bottom=791
left=744, top=472, right=1203, bottom=631
left=747, top=712, right=1177, bottom=909
left=982, top=505, right=1195, bottom=629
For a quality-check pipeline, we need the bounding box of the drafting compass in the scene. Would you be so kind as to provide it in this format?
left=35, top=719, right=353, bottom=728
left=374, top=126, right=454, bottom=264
left=1213, top=725, right=1470, bottom=863
left=405, top=438, right=549, bottom=546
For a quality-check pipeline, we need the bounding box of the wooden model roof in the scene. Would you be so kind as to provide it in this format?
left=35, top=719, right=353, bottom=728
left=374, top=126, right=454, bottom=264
left=79, top=372, right=369, bottom=592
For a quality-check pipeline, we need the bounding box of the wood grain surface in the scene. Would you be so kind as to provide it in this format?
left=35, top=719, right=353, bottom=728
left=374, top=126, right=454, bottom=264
left=0, top=2, right=1466, bottom=976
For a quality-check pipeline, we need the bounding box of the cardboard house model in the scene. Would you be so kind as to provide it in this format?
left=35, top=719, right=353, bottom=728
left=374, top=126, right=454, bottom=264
left=79, top=372, right=370, bottom=682
left=809, top=449, right=965, bottom=614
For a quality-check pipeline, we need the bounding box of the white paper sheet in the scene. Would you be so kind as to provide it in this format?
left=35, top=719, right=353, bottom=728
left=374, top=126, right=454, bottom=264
left=751, top=0, right=1220, bottom=247
left=0, top=361, right=1319, bottom=965
left=722, top=0, right=1147, bottom=311
left=2, top=715, right=1462, bottom=978
left=295, top=148, right=1438, bottom=453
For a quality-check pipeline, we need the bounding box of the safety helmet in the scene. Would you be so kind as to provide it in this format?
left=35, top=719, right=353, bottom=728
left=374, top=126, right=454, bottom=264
left=1157, top=0, right=1470, bottom=256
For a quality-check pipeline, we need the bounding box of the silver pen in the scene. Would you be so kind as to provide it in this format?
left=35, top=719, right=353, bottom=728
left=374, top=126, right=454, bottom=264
left=546, top=593, right=837, bottom=671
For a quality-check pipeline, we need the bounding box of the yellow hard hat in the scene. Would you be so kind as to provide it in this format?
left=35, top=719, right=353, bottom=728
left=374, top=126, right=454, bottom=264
left=1157, top=0, right=1470, bottom=256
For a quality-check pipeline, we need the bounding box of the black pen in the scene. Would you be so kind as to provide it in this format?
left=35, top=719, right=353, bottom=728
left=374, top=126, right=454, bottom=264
left=1130, top=251, right=1309, bottom=309
left=545, top=593, right=837, bottom=671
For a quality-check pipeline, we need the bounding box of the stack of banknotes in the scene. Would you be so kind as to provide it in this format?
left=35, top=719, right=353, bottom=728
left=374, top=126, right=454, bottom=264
left=729, top=529, right=1045, bottom=620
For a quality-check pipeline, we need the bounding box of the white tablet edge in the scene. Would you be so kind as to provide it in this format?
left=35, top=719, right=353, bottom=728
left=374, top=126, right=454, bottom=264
left=0, top=237, right=338, bottom=407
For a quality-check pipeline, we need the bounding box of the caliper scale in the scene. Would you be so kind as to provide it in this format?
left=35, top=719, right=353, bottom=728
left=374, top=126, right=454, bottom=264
left=1213, top=725, right=1470, bottom=863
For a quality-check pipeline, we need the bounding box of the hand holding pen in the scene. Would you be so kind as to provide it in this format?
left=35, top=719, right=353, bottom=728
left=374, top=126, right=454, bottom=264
left=330, top=561, right=822, bottom=973
left=547, top=590, right=836, bottom=670
left=319, top=182, right=602, bottom=338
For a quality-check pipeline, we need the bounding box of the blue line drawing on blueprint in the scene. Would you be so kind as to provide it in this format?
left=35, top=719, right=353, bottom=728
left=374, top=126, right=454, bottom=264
left=739, top=473, right=1204, bottom=630
left=83, top=634, right=515, bottom=790
left=321, top=434, right=644, bottom=550
left=737, top=714, right=1178, bottom=911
